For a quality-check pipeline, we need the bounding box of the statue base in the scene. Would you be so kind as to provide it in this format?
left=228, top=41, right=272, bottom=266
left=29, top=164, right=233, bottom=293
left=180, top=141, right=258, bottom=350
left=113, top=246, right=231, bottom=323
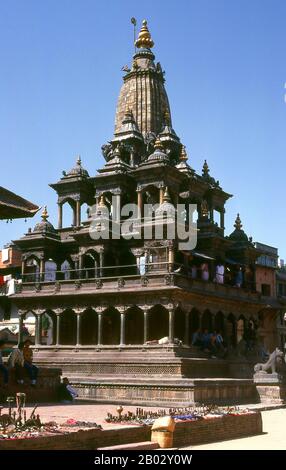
left=254, top=372, right=286, bottom=404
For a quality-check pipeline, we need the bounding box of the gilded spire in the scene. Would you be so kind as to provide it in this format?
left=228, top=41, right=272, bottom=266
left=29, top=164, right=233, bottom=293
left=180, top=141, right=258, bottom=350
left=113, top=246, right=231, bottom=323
left=76, top=155, right=82, bottom=166
left=41, top=206, right=49, bottom=221
left=154, top=137, right=164, bottom=151
left=135, top=20, right=154, bottom=49
left=180, top=145, right=188, bottom=162
left=234, top=213, right=243, bottom=230
left=163, top=187, right=171, bottom=203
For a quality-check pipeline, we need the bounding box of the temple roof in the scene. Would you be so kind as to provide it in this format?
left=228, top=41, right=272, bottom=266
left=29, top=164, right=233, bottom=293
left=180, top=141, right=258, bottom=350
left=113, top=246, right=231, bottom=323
left=33, top=206, right=56, bottom=234
left=62, top=156, right=89, bottom=180
left=228, top=214, right=250, bottom=243
left=0, top=186, right=39, bottom=220
left=114, top=20, right=173, bottom=136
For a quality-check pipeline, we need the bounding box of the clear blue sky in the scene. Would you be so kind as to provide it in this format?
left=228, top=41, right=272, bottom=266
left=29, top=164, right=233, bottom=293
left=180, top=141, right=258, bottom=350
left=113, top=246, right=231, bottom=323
left=0, top=0, right=285, bottom=259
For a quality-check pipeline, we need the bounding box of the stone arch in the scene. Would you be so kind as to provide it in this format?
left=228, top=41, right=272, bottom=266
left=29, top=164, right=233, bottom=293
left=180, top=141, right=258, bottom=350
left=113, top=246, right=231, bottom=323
left=226, top=313, right=236, bottom=348
left=148, top=304, right=169, bottom=341
left=82, top=250, right=100, bottom=279
left=101, top=307, right=120, bottom=345
left=44, top=259, right=57, bottom=282
left=42, top=310, right=56, bottom=345
left=214, top=311, right=225, bottom=334
left=60, top=309, right=77, bottom=345
left=189, top=308, right=201, bottom=337
left=201, top=309, right=213, bottom=331
left=61, top=198, right=76, bottom=227
left=237, top=315, right=246, bottom=344
left=24, top=255, right=40, bottom=282
left=125, top=306, right=144, bottom=345
left=81, top=308, right=98, bottom=345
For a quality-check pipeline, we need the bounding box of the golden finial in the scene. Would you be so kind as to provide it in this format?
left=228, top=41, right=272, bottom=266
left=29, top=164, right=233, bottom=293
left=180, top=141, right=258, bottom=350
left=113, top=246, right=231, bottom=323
left=163, top=187, right=171, bottom=202
left=180, top=145, right=188, bottom=162
left=154, top=138, right=164, bottom=150
left=202, top=159, right=209, bottom=177
left=76, top=155, right=82, bottom=166
left=41, top=206, right=49, bottom=221
left=135, top=19, right=154, bottom=49
left=234, top=213, right=242, bottom=230
left=98, top=195, right=106, bottom=207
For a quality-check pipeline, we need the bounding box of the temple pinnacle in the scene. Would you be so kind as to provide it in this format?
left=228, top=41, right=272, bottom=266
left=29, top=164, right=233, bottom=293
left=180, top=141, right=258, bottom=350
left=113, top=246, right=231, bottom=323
left=234, top=213, right=243, bottom=230
left=135, top=20, right=154, bottom=49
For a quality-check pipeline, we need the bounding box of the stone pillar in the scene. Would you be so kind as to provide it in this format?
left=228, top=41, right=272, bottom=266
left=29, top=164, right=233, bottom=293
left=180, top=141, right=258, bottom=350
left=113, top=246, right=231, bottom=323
left=184, top=311, right=190, bottom=346
left=56, top=313, right=61, bottom=346
left=18, top=312, right=25, bottom=345
left=168, top=306, right=175, bottom=343
left=210, top=207, right=214, bottom=223
left=76, top=200, right=81, bottom=227
left=21, top=259, right=25, bottom=277
left=113, top=191, right=121, bottom=224
left=76, top=313, right=82, bottom=346
left=58, top=203, right=63, bottom=229
left=39, top=258, right=45, bottom=282
left=143, top=308, right=149, bottom=344
left=35, top=314, right=42, bottom=346
left=137, top=187, right=143, bottom=220
left=120, top=313, right=126, bottom=346
left=220, top=208, right=225, bottom=230
left=97, top=313, right=103, bottom=345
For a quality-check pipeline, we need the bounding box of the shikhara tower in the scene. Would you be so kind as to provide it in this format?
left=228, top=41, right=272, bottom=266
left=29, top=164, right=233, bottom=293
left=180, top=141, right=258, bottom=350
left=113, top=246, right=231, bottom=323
left=12, top=20, right=280, bottom=406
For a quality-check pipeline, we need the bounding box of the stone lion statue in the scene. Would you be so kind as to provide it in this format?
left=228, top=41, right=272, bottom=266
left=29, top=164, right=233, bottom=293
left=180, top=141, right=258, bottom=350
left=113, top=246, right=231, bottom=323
left=254, top=347, right=284, bottom=374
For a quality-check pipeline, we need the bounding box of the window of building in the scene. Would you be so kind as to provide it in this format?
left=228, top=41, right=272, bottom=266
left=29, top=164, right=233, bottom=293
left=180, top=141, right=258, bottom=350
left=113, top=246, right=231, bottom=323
left=261, top=284, right=271, bottom=296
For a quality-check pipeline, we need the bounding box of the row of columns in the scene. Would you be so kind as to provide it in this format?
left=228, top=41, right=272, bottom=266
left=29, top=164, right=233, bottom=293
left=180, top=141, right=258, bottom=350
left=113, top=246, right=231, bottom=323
left=18, top=306, right=177, bottom=347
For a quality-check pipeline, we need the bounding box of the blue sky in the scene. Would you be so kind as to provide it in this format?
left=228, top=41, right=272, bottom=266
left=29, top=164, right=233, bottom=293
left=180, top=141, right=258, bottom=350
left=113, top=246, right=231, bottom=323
left=0, top=0, right=285, bottom=259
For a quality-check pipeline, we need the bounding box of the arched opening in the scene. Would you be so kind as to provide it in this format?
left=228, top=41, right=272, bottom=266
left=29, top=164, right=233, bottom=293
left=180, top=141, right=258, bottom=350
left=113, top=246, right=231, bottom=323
left=190, top=308, right=201, bottom=345
left=125, top=306, right=144, bottom=344
left=60, top=259, right=73, bottom=280
left=82, top=251, right=99, bottom=279
left=101, top=307, right=120, bottom=345
left=81, top=308, right=98, bottom=345
left=41, top=311, right=56, bottom=345
left=214, top=311, right=225, bottom=335
left=62, top=200, right=76, bottom=227
left=148, top=305, right=169, bottom=341
left=44, top=259, right=57, bottom=282
left=237, top=315, right=246, bottom=344
left=201, top=310, right=213, bottom=332
left=174, top=307, right=185, bottom=343
left=24, top=256, right=40, bottom=282
left=60, top=309, right=76, bottom=345
left=81, top=203, right=89, bottom=224
left=226, top=313, right=236, bottom=348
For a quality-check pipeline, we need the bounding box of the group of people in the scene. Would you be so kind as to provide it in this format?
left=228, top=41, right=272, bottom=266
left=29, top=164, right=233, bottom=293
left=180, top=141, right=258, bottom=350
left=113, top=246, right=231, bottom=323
left=190, top=261, right=251, bottom=289
left=0, top=339, right=38, bottom=387
left=192, top=329, right=227, bottom=358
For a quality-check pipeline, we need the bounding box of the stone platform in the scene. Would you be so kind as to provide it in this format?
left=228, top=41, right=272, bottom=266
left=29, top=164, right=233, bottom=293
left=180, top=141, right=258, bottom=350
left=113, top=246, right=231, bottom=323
left=32, top=346, right=258, bottom=406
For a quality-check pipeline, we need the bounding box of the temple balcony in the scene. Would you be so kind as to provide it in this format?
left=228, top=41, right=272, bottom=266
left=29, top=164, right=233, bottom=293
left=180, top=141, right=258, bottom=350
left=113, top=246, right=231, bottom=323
left=12, top=262, right=269, bottom=305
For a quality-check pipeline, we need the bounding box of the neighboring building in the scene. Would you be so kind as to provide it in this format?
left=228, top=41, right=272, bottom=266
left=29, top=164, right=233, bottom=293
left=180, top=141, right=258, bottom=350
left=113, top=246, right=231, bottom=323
left=0, top=186, right=39, bottom=220
left=9, top=20, right=283, bottom=405
left=0, top=187, right=38, bottom=341
left=254, top=242, right=278, bottom=297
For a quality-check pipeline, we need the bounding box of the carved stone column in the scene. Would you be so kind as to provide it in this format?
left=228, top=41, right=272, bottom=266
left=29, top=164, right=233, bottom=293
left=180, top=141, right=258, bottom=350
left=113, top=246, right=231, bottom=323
left=143, top=307, right=150, bottom=344
left=137, top=186, right=143, bottom=220
left=74, top=308, right=85, bottom=346
left=118, top=307, right=126, bottom=346
left=168, top=305, right=175, bottom=343
left=34, top=309, right=45, bottom=346
left=97, top=313, right=103, bottom=345
left=18, top=310, right=25, bottom=345
left=58, top=202, right=63, bottom=229
left=76, top=200, right=81, bottom=227
left=54, top=308, right=64, bottom=346
left=168, top=245, right=174, bottom=272
left=113, top=189, right=121, bottom=224
left=220, top=208, right=225, bottom=230
left=39, top=257, right=45, bottom=282
left=99, top=247, right=104, bottom=277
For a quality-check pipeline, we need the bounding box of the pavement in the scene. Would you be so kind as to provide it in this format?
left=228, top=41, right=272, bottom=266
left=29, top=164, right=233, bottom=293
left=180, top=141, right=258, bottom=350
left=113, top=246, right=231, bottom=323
left=185, top=408, right=286, bottom=450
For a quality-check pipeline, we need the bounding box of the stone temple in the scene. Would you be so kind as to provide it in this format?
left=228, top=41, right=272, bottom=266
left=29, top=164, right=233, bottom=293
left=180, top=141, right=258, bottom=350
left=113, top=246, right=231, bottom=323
left=11, top=20, right=281, bottom=406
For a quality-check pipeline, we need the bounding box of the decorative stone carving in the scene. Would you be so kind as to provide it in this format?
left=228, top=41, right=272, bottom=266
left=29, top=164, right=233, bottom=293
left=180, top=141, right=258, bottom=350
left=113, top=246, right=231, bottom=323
left=141, top=276, right=149, bottom=287
left=75, top=280, right=81, bottom=290
left=164, top=274, right=174, bottom=286
left=95, top=279, right=103, bottom=289
left=117, top=278, right=125, bottom=288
